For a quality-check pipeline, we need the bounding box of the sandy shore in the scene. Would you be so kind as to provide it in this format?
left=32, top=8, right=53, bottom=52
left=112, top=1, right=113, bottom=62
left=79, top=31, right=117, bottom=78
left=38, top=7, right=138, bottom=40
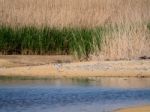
left=0, top=55, right=150, bottom=78
left=116, top=105, right=150, bottom=112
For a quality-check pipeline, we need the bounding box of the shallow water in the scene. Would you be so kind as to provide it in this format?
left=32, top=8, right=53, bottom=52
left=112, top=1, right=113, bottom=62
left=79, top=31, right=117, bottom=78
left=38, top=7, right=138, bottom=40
left=0, top=78, right=150, bottom=112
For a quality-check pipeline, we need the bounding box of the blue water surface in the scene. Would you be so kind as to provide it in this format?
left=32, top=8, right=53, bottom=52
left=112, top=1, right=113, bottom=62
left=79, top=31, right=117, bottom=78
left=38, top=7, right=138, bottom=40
left=0, top=78, right=150, bottom=112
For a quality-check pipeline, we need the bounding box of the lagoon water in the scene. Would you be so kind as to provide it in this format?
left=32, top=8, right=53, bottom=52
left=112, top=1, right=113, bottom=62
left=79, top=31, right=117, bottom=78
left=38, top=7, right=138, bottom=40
left=0, top=78, right=150, bottom=112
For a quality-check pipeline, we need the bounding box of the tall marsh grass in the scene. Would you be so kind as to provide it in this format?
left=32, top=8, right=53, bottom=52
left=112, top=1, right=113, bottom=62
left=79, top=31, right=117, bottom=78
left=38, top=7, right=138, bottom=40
left=0, top=0, right=150, bottom=27
left=0, top=0, right=150, bottom=60
left=0, top=26, right=105, bottom=59
left=91, top=24, right=150, bottom=60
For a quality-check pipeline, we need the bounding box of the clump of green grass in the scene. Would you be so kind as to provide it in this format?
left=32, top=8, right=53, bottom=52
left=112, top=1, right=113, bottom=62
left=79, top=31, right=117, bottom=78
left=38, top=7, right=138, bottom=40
left=0, top=26, right=105, bottom=59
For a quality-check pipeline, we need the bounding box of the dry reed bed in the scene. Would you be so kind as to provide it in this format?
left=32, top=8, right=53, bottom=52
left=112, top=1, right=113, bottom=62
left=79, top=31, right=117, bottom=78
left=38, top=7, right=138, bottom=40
left=0, top=0, right=150, bottom=27
left=0, top=0, right=150, bottom=60
left=91, top=24, right=150, bottom=60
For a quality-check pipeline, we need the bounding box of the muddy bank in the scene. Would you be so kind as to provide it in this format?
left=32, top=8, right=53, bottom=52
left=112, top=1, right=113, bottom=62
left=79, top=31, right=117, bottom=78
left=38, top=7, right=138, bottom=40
left=0, top=55, right=150, bottom=78
left=116, top=105, right=150, bottom=112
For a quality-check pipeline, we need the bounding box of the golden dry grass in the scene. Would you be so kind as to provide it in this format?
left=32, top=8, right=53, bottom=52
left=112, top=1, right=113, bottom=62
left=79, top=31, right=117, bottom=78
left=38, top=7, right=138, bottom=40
left=0, top=0, right=150, bottom=27
left=0, top=0, right=150, bottom=60
left=91, top=24, right=150, bottom=60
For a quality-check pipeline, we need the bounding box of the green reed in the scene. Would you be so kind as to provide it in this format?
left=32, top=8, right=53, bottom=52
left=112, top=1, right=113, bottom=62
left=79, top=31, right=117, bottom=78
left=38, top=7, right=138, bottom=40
left=0, top=26, right=106, bottom=59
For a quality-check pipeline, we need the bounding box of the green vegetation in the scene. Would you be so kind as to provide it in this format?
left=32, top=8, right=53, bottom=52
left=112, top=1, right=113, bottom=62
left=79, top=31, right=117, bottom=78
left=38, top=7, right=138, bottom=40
left=0, top=26, right=105, bottom=59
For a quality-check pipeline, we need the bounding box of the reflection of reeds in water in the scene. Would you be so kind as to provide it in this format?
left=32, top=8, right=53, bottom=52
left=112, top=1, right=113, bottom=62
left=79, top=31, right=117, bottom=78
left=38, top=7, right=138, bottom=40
left=0, top=0, right=150, bottom=60
left=96, top=77, right=150, bottom=89
left=0, top=76, right=149, bottom=89
left=0, top=75, right=90, bottom=85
